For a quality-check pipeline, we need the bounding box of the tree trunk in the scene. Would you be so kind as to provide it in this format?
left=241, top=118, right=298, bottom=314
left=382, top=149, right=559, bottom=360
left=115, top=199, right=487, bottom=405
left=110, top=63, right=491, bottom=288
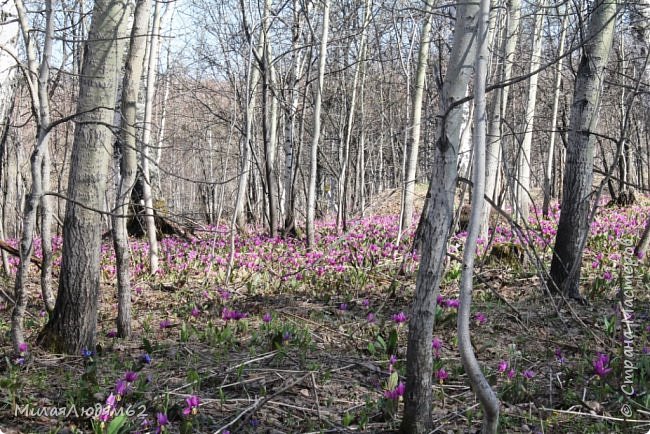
left=480, top=0, right=521, bottom=241
left=516, top=0, right=545, bottom=223
left=336, top=0, right=371, bottom=232
left=39, top=0, right=129, bottom=353
left=113, top=0, right=151, bottom=338
left=543, top=7, right=568, bottom=217
left=400, top=0, right=479, bottom=430
left=140, top=0, right=163, bottom=274
left=549, top=0, right=617, bottom=299
left=458, top=0, right=500, bottom=430
left=261, top=0, right=279, bottom=237
left=401, top=1, right=434, bottom=231
left=306, top=0, right=330, bottom=248
left=282, top=0, right=305, bottom=236
left=12, top=0, right=56, bottom=353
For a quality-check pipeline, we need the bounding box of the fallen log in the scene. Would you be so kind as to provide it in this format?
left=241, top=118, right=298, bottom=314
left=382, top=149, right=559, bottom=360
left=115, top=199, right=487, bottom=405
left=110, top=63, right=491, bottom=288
left=0, top=239, right=42, bottom=268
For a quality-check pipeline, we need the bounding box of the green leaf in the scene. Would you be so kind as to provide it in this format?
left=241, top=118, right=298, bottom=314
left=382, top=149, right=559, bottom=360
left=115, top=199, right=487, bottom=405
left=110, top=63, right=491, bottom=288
left=142, top=337, right=153, bottom=354
left=387, top=329, right=398, bottom=355
left=106, top=415, right=127, bottom=434
left=387, top=371, right=399, bottom=391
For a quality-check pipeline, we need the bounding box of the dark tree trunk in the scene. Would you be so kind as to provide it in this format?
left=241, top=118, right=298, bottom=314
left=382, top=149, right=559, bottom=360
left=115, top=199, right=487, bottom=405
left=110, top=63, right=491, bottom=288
left=549, top=0, right=616, bottom=299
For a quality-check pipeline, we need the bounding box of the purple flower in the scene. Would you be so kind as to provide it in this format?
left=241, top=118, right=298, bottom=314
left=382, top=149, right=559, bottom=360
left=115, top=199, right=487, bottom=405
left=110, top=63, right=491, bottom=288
left=98, top=406, right=113, bottom=423
left=389, top=354, right=397, bottom=371
left=445, top=299, right=460, bottom=309
left=222, top=307, right=248, bottom=321
left=603, top=271, right=613, bottom=281
left=474, top=312, right=487, bottom=325
left=183, top=395, right=200, bottom=416
left=105, top=393, right=117, bottom=408
left=159, top=319, right=172, bottom=329
left=18, top=342, right=28, bottom=354
left=384, top=382, right=405, bottom=400
left=593, top=353, right=613, bottom=378
left=339, top=303, right=348, bottom=311
left=155, top=413, right=169, bottom=433
left=507, top=369, right=516, bottom=379
left=431, top=337, right=442, bottom=358
left=366, top=312, right=376, bottom=323
left=141, top=353, right=152, bottom=364
left=361, top=299, right=370, bottom=308
left=124, top=371, right=138, bottom=383
left=522, top=370, right=535, bottom=379
left=282, top=331, right=292, bottom=343
left=191, top=307, right=201, bottom=318
left=114, top=380, right=129, bottom=398
left=435, top=368, right=449, bottom=383
left=392, top=311, right=407, bottom=324
left=498, top=360, right=509, bottom=373
left=106, top=330, right=117, bottom=338
left=555, top=348, right=566, bottom=364
left=262, top=313, right=272, bottom=323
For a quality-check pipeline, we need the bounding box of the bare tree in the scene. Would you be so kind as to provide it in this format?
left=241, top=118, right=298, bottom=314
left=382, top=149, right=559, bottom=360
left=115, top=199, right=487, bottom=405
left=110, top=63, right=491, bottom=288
left=549, top=0, right=617, bottom=299
left=38, top=0, right=129, bottom=353
left=113, top=0, right=151, bottom=338
left=400, top=0, right=479, bottom=430
left=306, top=0, right=330, bottom=249
left=516, top=0, right=545, bottom=223
left=458, top=0, right=500, bottom=430
left=480, top=0, right=521, bottom=241
left=543, top=5, right=568, bottom=217
left=400, top=0, right=434, bottom=232
left=12, top=0, right=56, bottom=353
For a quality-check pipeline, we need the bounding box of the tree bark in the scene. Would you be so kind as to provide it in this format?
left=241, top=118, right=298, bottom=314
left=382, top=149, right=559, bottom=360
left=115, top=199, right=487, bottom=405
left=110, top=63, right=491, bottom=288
left=140, top=0, right=163, bottom=274
left=543, top=7, right=568, bottom=217
left=12, top=0, right=56, bottom=353
left=480, top=0, right=521, bottom=241
left=550, top=0, right=617, bottom=299
left=38, top=0, right=129, bottom=354
left=113, top=0, right=151, bottom=338
left=400, top=0, right=479, bottom=431
left=401, top=1, right=434, bottom=231
left=306, top=0, right=330, bottom=248
left=458, top=0, right=500, bottom=430
left=516, top=0, right=545, bottom=223
left=261, top=0, right=279, bottom=237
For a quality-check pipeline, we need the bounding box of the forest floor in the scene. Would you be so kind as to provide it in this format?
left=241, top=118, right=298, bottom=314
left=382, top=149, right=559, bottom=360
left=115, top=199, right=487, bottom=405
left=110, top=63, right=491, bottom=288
left=0, top=186, right=649, bottom=434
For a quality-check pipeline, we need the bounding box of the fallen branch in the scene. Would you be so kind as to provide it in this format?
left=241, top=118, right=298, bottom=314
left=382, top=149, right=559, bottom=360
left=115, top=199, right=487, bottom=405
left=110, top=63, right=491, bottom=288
left=0, top=239, right=42, bottom=269
left=216, top=373, right=310, bottom=433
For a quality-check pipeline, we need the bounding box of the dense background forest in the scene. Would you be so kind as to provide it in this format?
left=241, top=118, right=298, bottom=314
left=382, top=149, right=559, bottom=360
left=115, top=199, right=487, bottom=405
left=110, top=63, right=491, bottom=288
left=0, top=0, right=649, bottom=432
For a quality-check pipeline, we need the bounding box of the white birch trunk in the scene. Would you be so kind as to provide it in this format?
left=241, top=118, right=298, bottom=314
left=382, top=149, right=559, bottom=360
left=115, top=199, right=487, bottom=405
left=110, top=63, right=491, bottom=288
left=458, top=0, right=499, bottom=430
left=306, top=0, right=330, bottom=248
left=543, top=8, right=568, bottom=217
left=516, top=0, right=545, bottom=223
left=480, top=0, right=521, bottom=241
left=141, top=0, right=163, bottom=274
left=401, top=1, right=434, bottom=231
left=113, top=0, right=151, bottom=338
